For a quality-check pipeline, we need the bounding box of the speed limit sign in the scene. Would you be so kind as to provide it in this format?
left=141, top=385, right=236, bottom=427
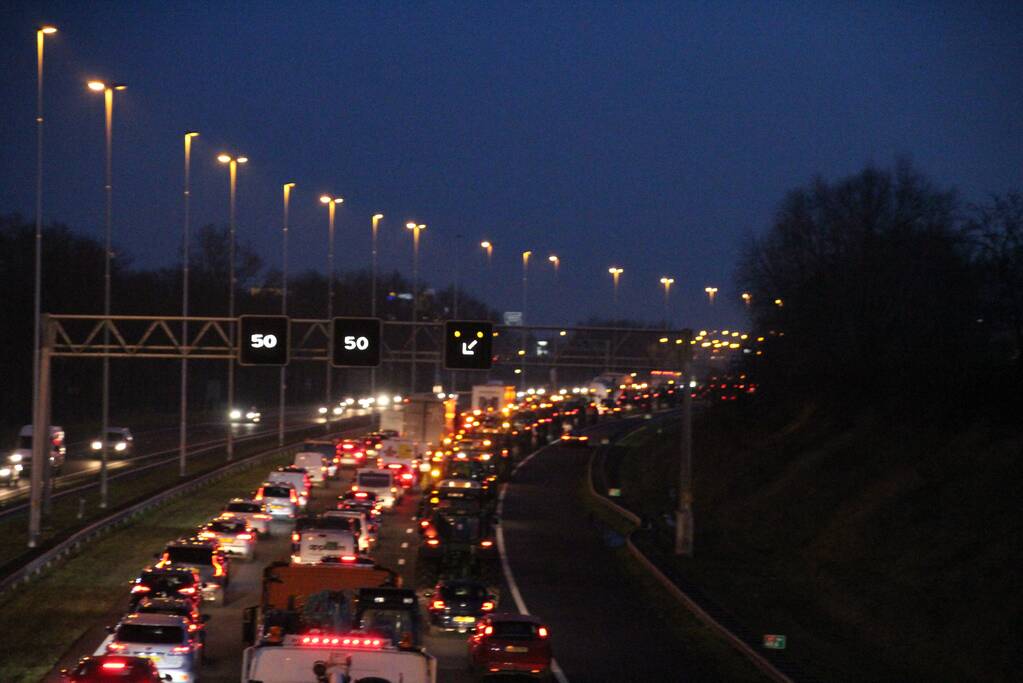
left=238, top=316, right=290, bottom=366
left=331, top=317, right=382, bottom=367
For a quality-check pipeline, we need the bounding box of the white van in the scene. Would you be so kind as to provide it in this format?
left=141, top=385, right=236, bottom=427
left=268, top=468, right=310, bottom=508
left=291, top=527, right=357, bottom=564
left=324, top=509, right=375, bottom=552
left=292, top=451, right=334, bottom=485
left=354, top=468, right=399, bottom=510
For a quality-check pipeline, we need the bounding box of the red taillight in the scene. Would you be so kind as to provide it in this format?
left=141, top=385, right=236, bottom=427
left=419, top=520, right=430, bottom=527
left=431, top=599, right=446, bottom=610
left=107, top=642, right=126, bottom=652
left=481, top=601, right=494, bottom=611
left=171, top=645, right=191, bottom=653
left=290, top=490, right=298, bottom=503
left=213, top=555, right=225, bottom=577
left=178, top=586, right=196, bottom=595
left=131, top=584, right=151, bottom=594
left=292, top=532, right=300, bottom=543
left=237, top=532, right=252, bottom=540
left=388, top=463, right=401, bottom=469
left=342, top=443, right=354, bottom=450
left=101, top=662, right=126, bottom=671
left=254, top=490, right=264, bottom=501
left=538, top=626, right=549, bottom=638
left=426, top=538, right=440, bottom=546
left=354, top=491, right=368, bottom=498
left=480, top=539, right=494, bottom=548
left=340, top=555, right=357, bottom=562
left=484, top=625, right=493, bottom=635
left=401, top=473, right=413, bottom=480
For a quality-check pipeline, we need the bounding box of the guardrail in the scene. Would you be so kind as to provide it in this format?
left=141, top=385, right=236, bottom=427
left=0, top=421, right=366, bottom=597
left=583, top=421, right=800, bottom=683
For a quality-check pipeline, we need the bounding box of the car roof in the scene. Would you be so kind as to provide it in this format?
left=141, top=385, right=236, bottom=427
left=141, top=566, right=196, bottom=576
left=137, top=597, right=193, bottom=610
left=260, top=480, right=295, bottom=489
left=121, top=612, right=189, bottom=627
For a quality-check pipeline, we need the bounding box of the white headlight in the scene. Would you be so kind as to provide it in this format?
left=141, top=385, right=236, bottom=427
left=14, top=464, right=23, bottom=472
left=393, top=395, right=402, bottom=402
left=318, top=406, right=328, bottom=414
left=0, top=467, right=11, bottom=477
left=9, top=453, right=24, bottom=463
left=91, top=441, right=102, bottom=450
left=230, top=410, right=242, bottom=419
left=246, top=412, right=258, bottom=419
left=332, top=407, right=343, bottom=415
left=115, top=442, right=127, bottom=451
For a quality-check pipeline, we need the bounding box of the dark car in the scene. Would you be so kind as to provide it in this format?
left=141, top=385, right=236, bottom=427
left=468, top=613, right=552, bottom=679
left=60, top=655, right=165, bottom=682
left=355, top=587, right=423, bottom=647
left=425, top=579, right=495, bottom=633
left=157, top=538, right=230, bottom=604
left=129, top=567, right=202, bottom=611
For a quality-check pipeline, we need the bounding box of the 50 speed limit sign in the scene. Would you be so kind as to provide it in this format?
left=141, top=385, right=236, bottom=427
left=332, top=317, right=382, bottom=367
left=238, top=316, right=290, bottom=366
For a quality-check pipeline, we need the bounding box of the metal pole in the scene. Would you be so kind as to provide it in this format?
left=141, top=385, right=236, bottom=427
left=99, top=87, right=114, bottom=508
left=371, top=215, right=381, bottom=395
left=226, top=160, right=236, bottom=460
left=326, top=201, right=335, bottom=425
left=28, top=316, right=53, bottom=547
left=674, top=335, right=694, bottom=556
left=411, top=228, right=420, bottom=394
left=279, top=184, right=292, bottom=447
left=521, top=253, right=529, bottom=389
left=179, top=133, right=195, bottom=476
left=32, top=31, right=47, bottom=520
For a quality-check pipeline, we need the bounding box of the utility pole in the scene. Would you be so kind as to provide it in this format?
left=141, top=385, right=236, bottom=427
left=674, top=333, right=694, bottom=556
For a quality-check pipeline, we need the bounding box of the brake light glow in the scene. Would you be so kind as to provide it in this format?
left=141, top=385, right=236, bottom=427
left=420, top=520, right=430, bottom=527
left=426, top=538, right=440, bottom=546
left=538, top=626, right=549, bottom=638
left=254, top=513, right=271, bottom=520
left=237, top=532, right=252, bottom=540
left=107, top=642, right=126, bottom=651
left=388, top=463, right=401, bottom=469
left=354, top=491, right=367, bottom=498
left=484, top=626, right=493, bottom=635
left=178, top=586, right=196, bottom=595
left=342, top=444, right=354, bottom=449
left=212, top=555, right=225, bottom=577
left=290, top=490, right=298, bottom=503
left=431, top=599, right=446, bottom=609
left=172, top=645, right=191, bottom=653
left=101, top=662, right=127, bottom=670
left=340, top=555, right=357, bottom=562
left=480, top=540, right=494, bottom=548
left=131, top=584, right=151, bottom=594
left=254, top=490, right=264, bottom=501
left=292, top=532, right=301, bottom=543
left=299, top=635, right=383, bottom=648
left=481, top=601, right=494, bottom=611
left=401, top=473, right=413, bottom=480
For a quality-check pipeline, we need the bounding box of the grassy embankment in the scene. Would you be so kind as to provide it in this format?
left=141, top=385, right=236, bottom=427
left=0, top=451, right=291, bottom=682
left=609, top=398, right=1021, bottom=682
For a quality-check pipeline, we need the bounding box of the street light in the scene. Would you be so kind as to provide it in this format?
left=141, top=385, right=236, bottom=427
left=741, top=292, right=752, bottom=307
left=320, top=194, right=344, bottom=413
left=608, top=267, right=624, bottom=317
left=371, top=214, right=383, bottom=394
left=521, top=251, right=532, bottom=388
left=548, top=254, right=560, bottom=279
left=704, top=286, right=718, bottom=305
left=660, top=276, right=675, bottom=328
left=480, top=240, right=493, bottom=267
left=179, top=131, right=199, bottom=477
left=279, top=182, right=295, bottom=446
left=29, top=24, right=58, bottom=548
left=407, top=222, right=426, bottom=393
left=87, top=79, right=127, bottom=508
left=217, top=152, right=247, bottom=460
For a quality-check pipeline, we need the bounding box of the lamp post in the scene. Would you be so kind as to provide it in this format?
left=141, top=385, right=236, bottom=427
left=87, top=79, right=126, bottom=507
left=179, top=131, right=199, bottom=477
left=278, top=182, right=295, bottom=446
left=608, top=267, right=624, bottom=319
left=704, top=286, right=718, bottom=305
left=28, top=24, right=57, bottom=548
left=217, top=152, right=247, bottom=460
left=406, top=222, right=426, bottom=393
left=548, top=254, right=559, bottom=280
left=741, top=292, right=751, bottom=308
left=521, top=251, right=532, bottom=389
left=320, top=195, right=344, bottom=415
left=660, top=276, right=675, bottom=329
left=480, top=240, right=493, bottom=268
left=371, top=214, right=383, bottom=395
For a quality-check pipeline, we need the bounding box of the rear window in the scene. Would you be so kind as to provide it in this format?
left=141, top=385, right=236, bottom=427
left=262, top=485, right=292, bottom=498
left=492, top=621, right=541, bottom=640
left=116, top=624, right=185, bottom=644
left=357, top=472, right=392, bottom=488
left=208, top=520, right=244, bottom=533
left=137, top=603, right=190, bottom=617
left=165, top=547, right=212, bottom=565
left=226, top=502, right=261, bottom=513
left=441, top=584, right=486, bottom=600
left=141, top=571, right=194, bottom=590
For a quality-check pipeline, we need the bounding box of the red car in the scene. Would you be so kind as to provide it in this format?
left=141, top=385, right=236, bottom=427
left=61, top=655, right=164, bottom=682
left=335, top=439, right=368, bottom=467
left=468, top=613, right=552, bottom=679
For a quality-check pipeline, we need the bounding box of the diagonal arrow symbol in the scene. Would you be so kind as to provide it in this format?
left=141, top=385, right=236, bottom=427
left=461, top=339, right=478, bottom=355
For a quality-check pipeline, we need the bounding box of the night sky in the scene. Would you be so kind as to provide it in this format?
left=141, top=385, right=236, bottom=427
left=2, top=1, right=1022, bottom=329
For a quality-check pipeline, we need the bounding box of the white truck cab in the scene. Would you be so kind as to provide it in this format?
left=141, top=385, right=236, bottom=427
left=354, top=468, right=399, bottom=510
left=241, top=634, right=436, bottom=683
left=291, top=527, right=357, bottom=565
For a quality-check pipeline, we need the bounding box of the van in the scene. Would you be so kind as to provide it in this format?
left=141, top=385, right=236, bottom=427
left=3, top=425, right=66, bottom=484
left=354, top=468, right=399, bottom=510
left=268, top=468, right=310, bottom=507
left=292, top=452, right=334, bottom=485
left=324, top=509, right=375, bottom=552
left=291, top=527, right=357, bottom=565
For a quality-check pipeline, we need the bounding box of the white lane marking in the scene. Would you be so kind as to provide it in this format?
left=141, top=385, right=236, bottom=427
left=398, top=558, right=406, bottom=566
left=497, top=448, right=570, bottom=683
left=400, top=541, right=408, bottom=549
left=405, top=527, right=414, bottom=534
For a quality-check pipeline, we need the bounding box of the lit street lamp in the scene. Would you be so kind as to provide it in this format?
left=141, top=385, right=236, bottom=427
left=217, top=152, right=248, bottom=460
left=608, top=267, right=624, bottom=318
left=279, top=182, right=295, bottom=445
left=548, top=254, right=560, bottom=279
left=407, top=222, right=426, bottom=392
left=741, top=291, right=752, bottom=307
left=480, top=240, right=493, bottom=267
left=179, top=131, right=199, bottom=476
left=521, top=251, right=532, bottom=388
left=371, top=213, right=383, bottom=394
left=660, top=276, right=675, bottom=328
left=87, top=79, right=127, bottom=507
left=704, top=286, right=718, bottom=305
left=320, top=194, right=344, bottom=413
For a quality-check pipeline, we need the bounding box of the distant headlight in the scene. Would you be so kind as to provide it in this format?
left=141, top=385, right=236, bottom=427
left=9, top=453, right=23, bottom=463
left=230, top=410, right=242, bottom=420
left=91, top=441, right=102, bottom=450
left=14, top=464, right=23, bottom=472
left=332, top=406, right=343, bottom=415
left=246, top=412, right=258, bottom=419
left=115, top=442, right=127, bottom=451
left=0, top=467, right=11, bottom=477
left=318, top=406, right=328, bottom=414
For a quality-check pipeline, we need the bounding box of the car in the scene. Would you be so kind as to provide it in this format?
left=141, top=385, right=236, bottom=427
left=4, top=424, right=66, bottom=484
left=129, top=567, right=203, bottom=612
left=379, top=458, right=418, bottom=489
left=335, top=438, right=368, bottom=468
left=229, top=405, right=261, bottom=424
left=60, top=655, right=166, bottom=682
left=96, top=613, right=201, bottom=683
left=468, top=613, right=552, bottom=679
left=90, top=427, right=134, bottom=456
left=255, top=481, right=299, bottom=519
left=337, top=490, right=382, bottom=521
left=316, top=402, right=345, bottom=420
left=267, top=467, right=311, bottom=507
left=323, top=509, right=375, bottom=552
left=292, top=451, right=335, bottom=484
left=157, top=538, right=230, bottom=605
left=197, top=517, right=256, bottom=560
left=353, top=468, right=399, bottom=510
left=425, top=579, right=495, bottom=633
left=219, top=498, right=272, bottom=536
left=291, top=526, right=357, bottom=564
left=134, top=597, right=208, bottom=645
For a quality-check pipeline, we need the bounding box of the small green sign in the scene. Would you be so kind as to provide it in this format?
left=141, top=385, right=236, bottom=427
left=763, top=634, right=786, bottom=650
left=607, top=488, right=622, bottom=497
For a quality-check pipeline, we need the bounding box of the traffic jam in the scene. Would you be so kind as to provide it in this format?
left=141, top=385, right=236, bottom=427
left=60, top=379, right=685, bottom=683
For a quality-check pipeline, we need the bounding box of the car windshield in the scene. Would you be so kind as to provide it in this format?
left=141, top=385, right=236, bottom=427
left=226, top=502, right=261, bottom=513
left=141, top=571, right=194, bottom=590
left=165, top=547, right=212, bottom=565
left=357, top=472, right=392, bottom=488
left=442, top=583, right=486, bottom=600
left=491, top=621, right=541, bottom=640
left=116, top=624, right=185, bottom=644
left=262, top=485, right=292, bottom=498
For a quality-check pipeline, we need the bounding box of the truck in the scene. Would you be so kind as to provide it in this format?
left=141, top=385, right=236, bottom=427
left=241, top=633, right=436, bottom=683
left=376, top=396, right=447, bottom=459
left=242, top=560, right=400, bottom=646
left=470, top=384, right=516, bottom=411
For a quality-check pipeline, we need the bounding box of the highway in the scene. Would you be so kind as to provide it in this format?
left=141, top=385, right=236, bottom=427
left=46, top=416, right=726, bottom=682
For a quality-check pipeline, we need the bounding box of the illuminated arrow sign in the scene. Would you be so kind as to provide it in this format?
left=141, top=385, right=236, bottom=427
left=445, top=321, right=493, bottom=370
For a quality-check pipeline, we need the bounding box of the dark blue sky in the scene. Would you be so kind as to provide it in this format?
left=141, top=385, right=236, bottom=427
left=3, top=1, right=1022, bottom=329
